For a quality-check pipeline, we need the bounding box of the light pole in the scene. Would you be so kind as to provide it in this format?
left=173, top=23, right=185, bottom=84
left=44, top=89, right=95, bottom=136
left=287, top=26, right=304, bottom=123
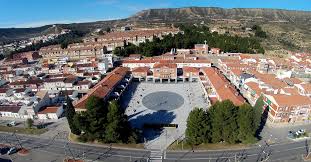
left=12, top=130, right=23, bottom=148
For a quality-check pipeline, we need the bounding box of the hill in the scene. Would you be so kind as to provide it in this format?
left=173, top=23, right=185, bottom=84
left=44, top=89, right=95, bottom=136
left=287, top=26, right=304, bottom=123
left=129, top=7, right=311, bottom=24
left=1, top=7, right=311, bottom=54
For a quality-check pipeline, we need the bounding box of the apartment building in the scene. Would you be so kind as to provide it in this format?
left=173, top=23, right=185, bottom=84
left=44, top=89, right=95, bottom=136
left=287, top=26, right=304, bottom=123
left=263, top=94, right=311, bottom=123
left=74, top=67, right=131, bottom=111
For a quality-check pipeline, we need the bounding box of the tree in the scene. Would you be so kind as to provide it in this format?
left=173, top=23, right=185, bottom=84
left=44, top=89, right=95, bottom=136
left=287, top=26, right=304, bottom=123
left=71, top=96, right=139, bottom=143
left=113, top=25, right=265, bottom=57
left=254, top=96, right=264, bottom=128
left=186, top=108, right=210, bottom=145
left=104, top=101, right=122, bottom=143
left=237, top=104, right=257, bottom=143
left=105, top=27, right=111, bottom=33
left=65, top=96, right=81, bottom=135
left=210, top=100, right=239, bottom=144
left=26, top=118, right=34, bottom=129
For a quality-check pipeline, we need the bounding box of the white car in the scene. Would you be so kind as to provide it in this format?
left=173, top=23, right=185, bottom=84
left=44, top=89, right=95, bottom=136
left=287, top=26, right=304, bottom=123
left=9, top=121, right=16, bottom=126
left=297, top=129, right=305, bottom=134
left=7, top=147, right=17, bottom=155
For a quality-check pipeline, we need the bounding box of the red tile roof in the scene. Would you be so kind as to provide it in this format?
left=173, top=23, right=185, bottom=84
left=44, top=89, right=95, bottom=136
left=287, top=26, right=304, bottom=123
left=269, top=94, right=311, bottom=107
left=0, top=105, right=21, bottom=113
left=74, top=67, right=129, bottom=109
left=132, top=67, right=150, bottom=73
left=202, top=67, right=245, bottom=106
left=183, top=67, right=200, bottom=73
left=153, top=63, right=177, bottom=69
left=38, top=107, right=59, bottom=114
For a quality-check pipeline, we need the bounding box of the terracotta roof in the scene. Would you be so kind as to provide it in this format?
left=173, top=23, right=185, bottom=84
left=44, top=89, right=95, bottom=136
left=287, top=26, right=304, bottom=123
left=282, top=87, right=300, bottom=95
left=202, top=67, right=245, bottom=106
left=288, top=78, right=303, bottom=84
left=270, top=94, right=311, bottom=107
left=301, top=84, right=311, bottom=93
left=74, top=67, right=129, bottom=109
left=0, top=106, right=21, bottom=113
left=97, top=28, right=179, bottom=40
left=153, top=63, right=177, bottom=69
left=38, top=107, right=59, bottom=114
left=245, top=82, right=263, bottom=96
left=122, top=57, right=211, bottom=64
left=9, top=79, right=43, bottom=86
left=231, top=69, right=244, bottom=76
left=251, top=71, right=287, bottom=89
left=183, top=67, right=200, bottom=73
left=14, top=88, right=26, bottom=93
left=44, top=78, right=65, bottom=83
left=132, top=67, right=150, bottom=73
left=0, top=88, right=9, bottom=93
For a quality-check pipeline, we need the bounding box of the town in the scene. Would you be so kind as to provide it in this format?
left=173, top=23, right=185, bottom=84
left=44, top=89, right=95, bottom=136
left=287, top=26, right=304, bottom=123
left=1, top=27, right=310, bottom=124
left=0, top=5, right=311, bottom=162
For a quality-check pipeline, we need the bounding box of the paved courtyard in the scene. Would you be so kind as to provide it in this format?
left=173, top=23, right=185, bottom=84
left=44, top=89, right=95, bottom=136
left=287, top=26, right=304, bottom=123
left=121, top=81, right=208, bottom=150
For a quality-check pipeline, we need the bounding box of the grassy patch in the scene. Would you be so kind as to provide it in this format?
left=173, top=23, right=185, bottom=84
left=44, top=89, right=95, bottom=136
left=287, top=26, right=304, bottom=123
left=168, top=140, right=251, bottom=151
left=68, top=133, right=144, bottom=149
left=0, top=125, right=47, bottom=135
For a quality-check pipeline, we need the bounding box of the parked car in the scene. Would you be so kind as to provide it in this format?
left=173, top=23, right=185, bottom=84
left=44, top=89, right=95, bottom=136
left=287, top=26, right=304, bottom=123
left=297, top=129, right=305, bottom=134
left=6, top=121, right=16, bottom=127
left=0, top=147, right=10, bottom=155
left=288, top=131, right=294, bottom=139
left=7, top=147, right=17, bottom=155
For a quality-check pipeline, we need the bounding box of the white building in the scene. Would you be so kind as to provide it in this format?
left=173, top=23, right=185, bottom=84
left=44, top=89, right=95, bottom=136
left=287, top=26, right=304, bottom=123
left=37, top=105, right=64, bottom=120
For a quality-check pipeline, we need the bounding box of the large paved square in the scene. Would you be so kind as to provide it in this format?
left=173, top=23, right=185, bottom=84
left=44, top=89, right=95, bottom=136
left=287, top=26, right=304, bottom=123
left=121, top=81, right=208, bottom=150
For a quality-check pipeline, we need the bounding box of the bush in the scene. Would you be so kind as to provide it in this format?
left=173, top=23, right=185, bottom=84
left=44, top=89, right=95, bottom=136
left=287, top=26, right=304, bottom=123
left=26, top=118, right=34, bottom=129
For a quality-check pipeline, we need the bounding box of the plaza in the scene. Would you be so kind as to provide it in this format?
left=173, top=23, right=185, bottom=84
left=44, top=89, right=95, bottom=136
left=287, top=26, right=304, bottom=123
left=121, top=81, right=208, bottom=150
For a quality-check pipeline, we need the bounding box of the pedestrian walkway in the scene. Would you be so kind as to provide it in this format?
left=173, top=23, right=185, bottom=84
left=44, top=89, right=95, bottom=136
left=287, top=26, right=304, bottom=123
left=149, top=150, right=163, bottom=162
left=122, top=82, right=209, bottom=152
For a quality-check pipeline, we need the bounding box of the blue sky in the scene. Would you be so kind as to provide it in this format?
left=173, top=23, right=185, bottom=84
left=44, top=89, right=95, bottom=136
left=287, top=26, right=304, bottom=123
left=1, top=0, right=310, bottom=28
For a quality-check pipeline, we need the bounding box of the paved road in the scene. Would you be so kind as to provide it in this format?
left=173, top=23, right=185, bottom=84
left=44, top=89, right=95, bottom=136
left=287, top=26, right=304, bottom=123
left=0, top=133, right=150, bottom=162
left=0, top=132, right=310, bottom=162
left=165, top=140, right=308, bottom=162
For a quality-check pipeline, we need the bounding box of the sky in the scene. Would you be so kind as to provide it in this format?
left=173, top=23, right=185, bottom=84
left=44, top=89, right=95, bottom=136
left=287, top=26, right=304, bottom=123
left=1, top=0, right=310, bottom=28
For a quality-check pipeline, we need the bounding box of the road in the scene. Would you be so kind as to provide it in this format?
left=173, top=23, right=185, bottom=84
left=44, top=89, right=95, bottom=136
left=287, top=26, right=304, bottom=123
left=0, top=132, right=310, bottom=162
left=0, top=133, right=150, bottom=162
left=166, top=140, right=308, bottom=162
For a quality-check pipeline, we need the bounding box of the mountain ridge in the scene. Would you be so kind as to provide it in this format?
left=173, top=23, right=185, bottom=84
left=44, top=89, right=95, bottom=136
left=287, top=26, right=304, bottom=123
left=130, top=7, right=311, bottom=23
left=1, top=7, right=311, bottom=43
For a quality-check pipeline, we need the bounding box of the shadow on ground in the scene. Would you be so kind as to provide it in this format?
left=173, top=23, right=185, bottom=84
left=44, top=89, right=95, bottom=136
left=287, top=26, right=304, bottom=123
left=130, top=110, right=176, bottom=141
left=256, top=108, right=269, bottom=140
left=120, top=81, right=140, bottom=110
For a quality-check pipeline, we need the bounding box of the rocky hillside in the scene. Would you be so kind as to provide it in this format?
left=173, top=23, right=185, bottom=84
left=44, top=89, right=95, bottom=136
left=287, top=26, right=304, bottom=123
left=130, top=7, right=311, bottom=24
left=1, top=7, right=311, bottom=54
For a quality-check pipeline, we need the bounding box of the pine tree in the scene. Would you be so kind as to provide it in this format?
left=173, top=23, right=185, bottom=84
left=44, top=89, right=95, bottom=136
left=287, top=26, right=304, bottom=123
left=65, top=96, right=81, bottom=135
left=105, top=101, right=122, bottom=143
left=185, top=108, right=210, bottom=145
left=254, top=95, right=264, bottom=127
left=237, top=104, right=257, bottom=143
left=210, top=100, right=239, bottom=144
